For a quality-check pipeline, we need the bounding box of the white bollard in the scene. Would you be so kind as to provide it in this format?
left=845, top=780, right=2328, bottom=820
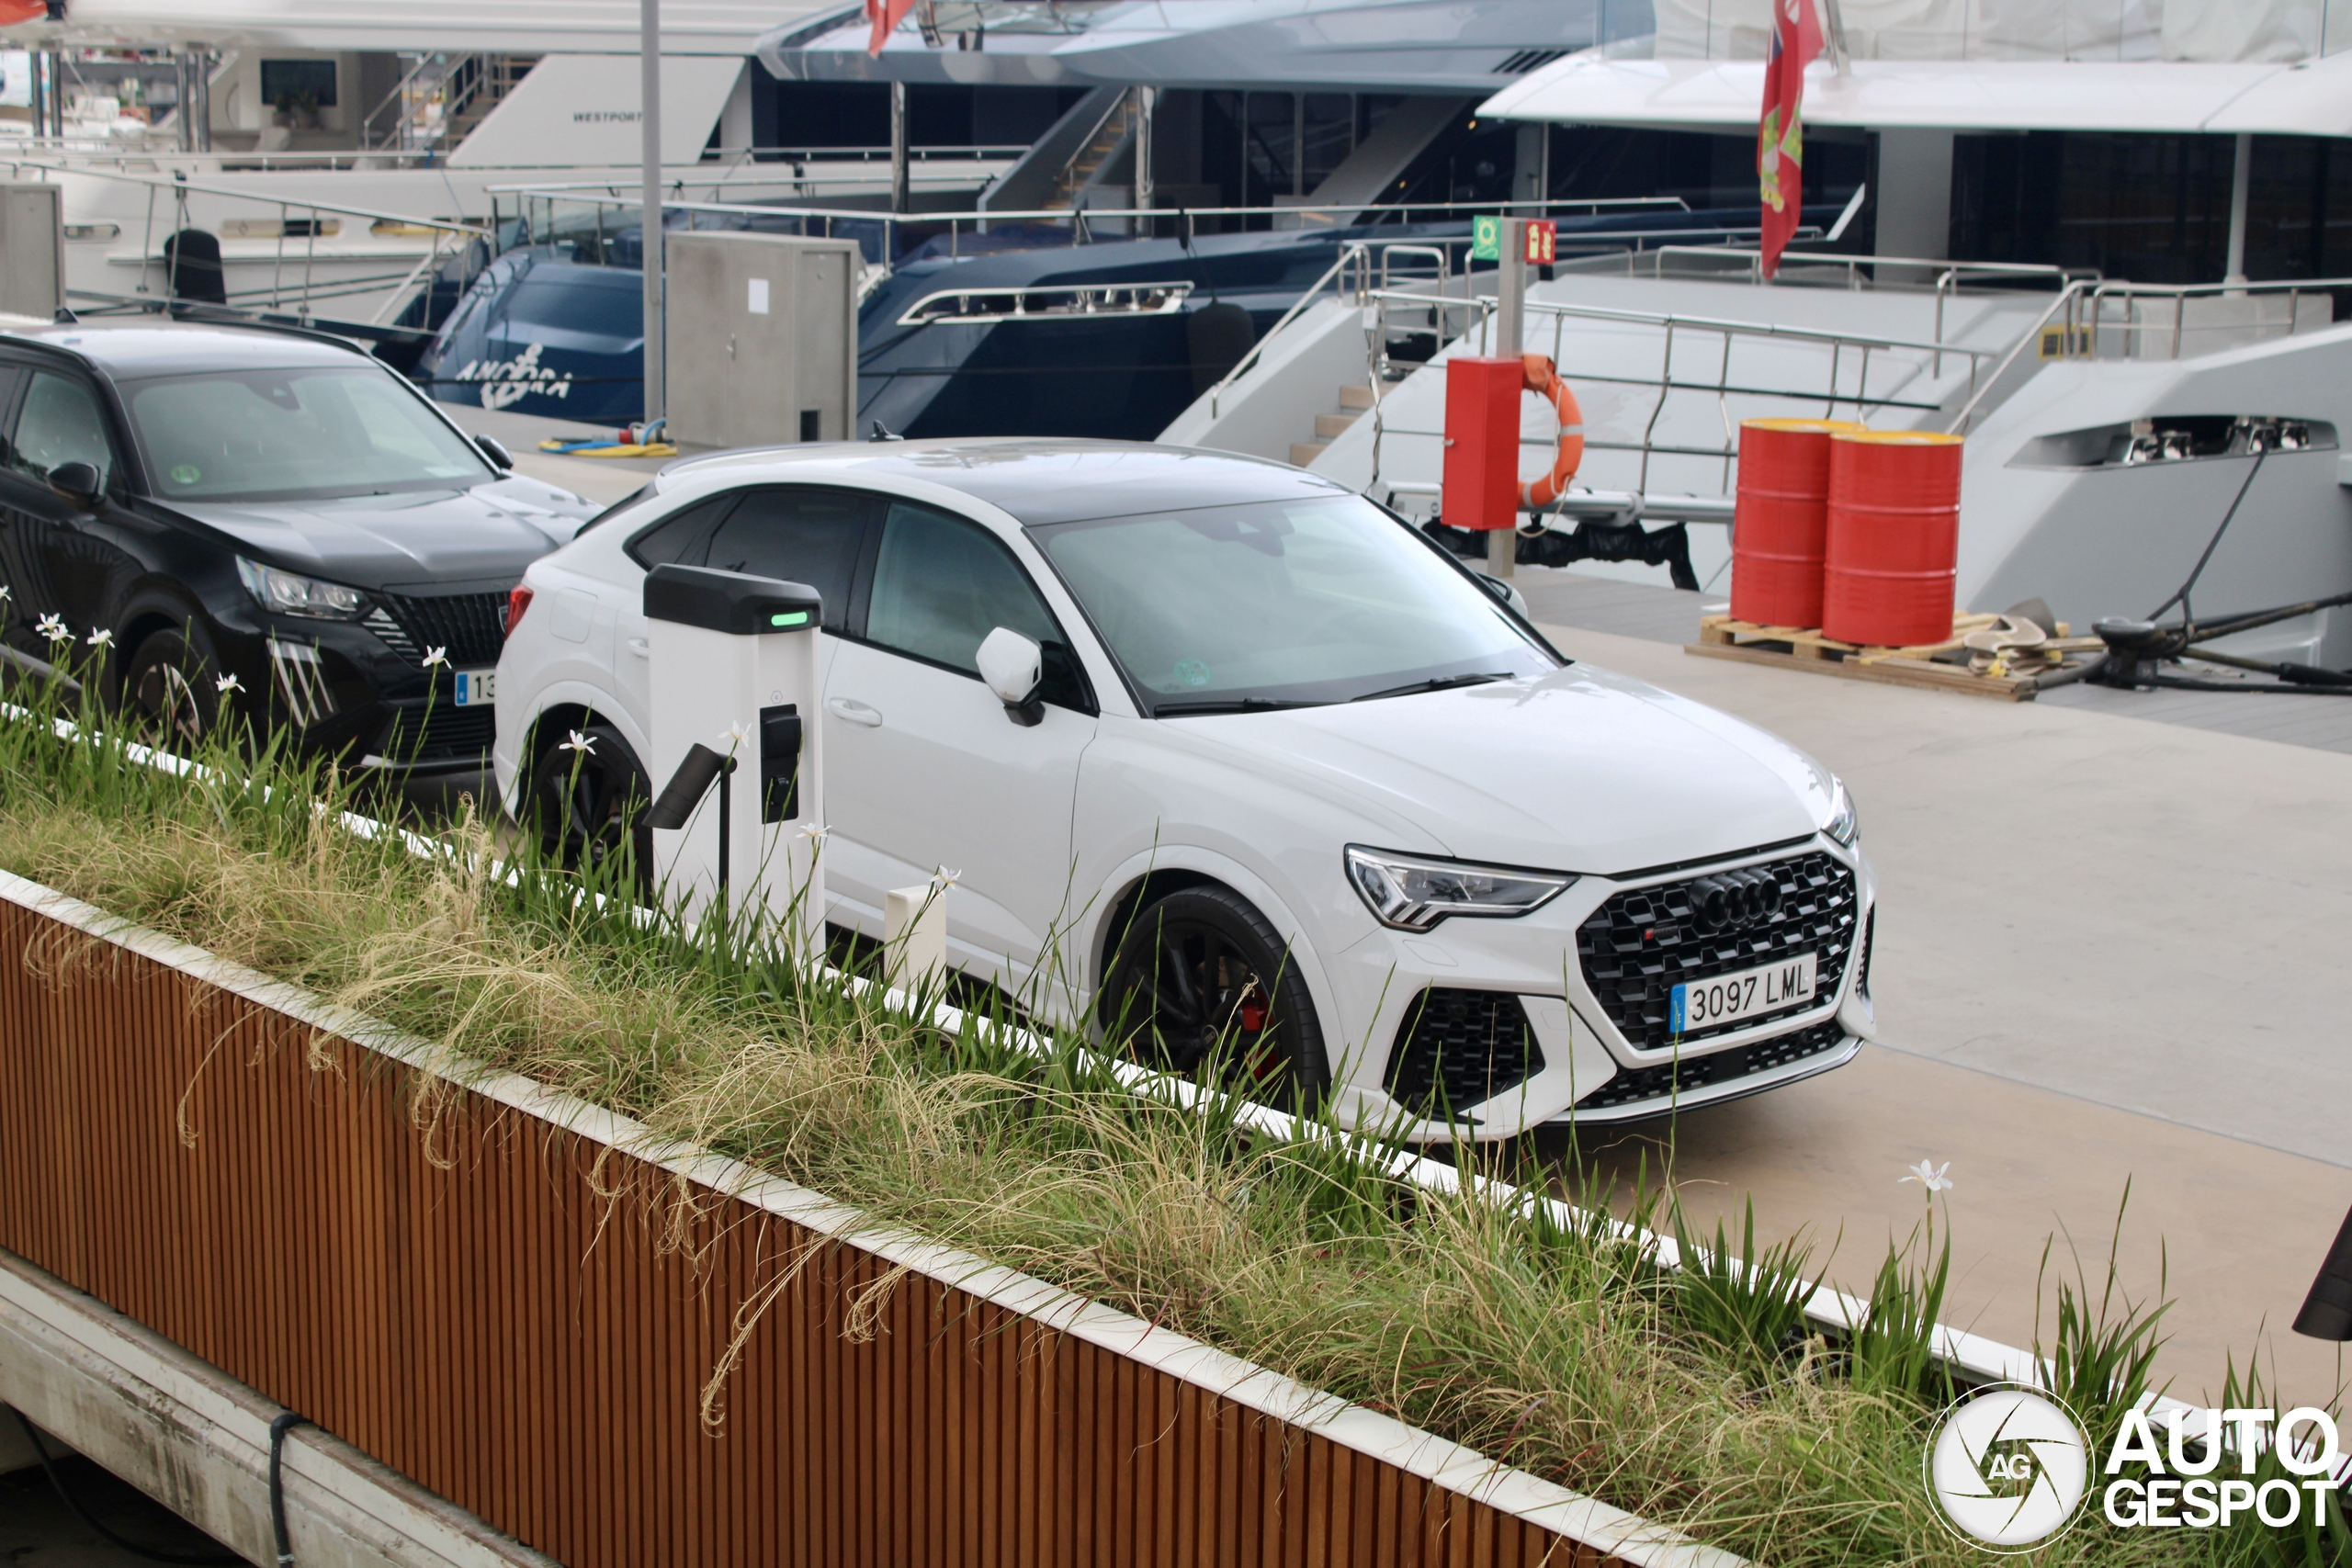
left=882, top=882, right=948, bottom=993
left=641, top=565, right=825, bottom=960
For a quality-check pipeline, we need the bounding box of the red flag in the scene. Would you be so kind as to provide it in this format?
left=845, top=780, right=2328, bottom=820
left=866, top=0, right=917, bottom=54
left=1757, top=0, right=1824, bottom=279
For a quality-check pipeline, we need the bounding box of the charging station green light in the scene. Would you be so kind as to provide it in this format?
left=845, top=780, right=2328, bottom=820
left=769, top=611, right=809, bottom=628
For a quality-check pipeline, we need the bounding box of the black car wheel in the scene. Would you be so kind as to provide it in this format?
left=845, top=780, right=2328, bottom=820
left=1099, top=885, right=1329, bottom=1109
left=120, top=626, right=219, bottom=750
left=526, top=720, right=652, bottom=884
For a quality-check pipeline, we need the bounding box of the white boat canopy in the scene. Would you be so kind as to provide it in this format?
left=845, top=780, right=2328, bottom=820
left=1478, top=51, right=2352, bottom=137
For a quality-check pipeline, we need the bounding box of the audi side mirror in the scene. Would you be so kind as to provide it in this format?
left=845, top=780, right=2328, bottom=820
left=47, top=461, right=102, bottom=510
left=476, top=434, right=515, bottom=471
left=977, top=626, right=1044, bottom=727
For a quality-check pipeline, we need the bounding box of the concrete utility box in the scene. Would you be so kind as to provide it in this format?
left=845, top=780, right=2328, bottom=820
left=664, top=231, right=859, bottom=449
left=0, top=184, right=65, bottom=321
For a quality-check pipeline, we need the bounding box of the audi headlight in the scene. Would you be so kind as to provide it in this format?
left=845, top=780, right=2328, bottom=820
left=1822, top=775, right=1859, bottom=847
left=1345, top=845, right=1575, bottom=931
left=237, top=557, right=365, bottom=620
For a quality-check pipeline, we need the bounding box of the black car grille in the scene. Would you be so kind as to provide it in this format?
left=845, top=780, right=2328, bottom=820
left=371, top=591, right=509, bottom=667
left=1384, top=989, right=1544, bottom=1117
left=379, top=702, right=496, bottom=763
left=1573, top=1016, right=1848, bottom=1111
left=1577, top=849, right=1858, bottom=1052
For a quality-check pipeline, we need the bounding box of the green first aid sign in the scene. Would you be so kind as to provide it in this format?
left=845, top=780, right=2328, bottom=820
left=1471, top=215, right=1501, bottom=261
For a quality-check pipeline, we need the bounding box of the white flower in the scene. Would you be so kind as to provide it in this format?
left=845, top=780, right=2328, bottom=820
left=422, top=646, right=448, bottom=670
left=36, top=614, right=67, bottom=643
left=797, top=821, right=830, bottom=843
left=215, top=673, right=243, bottom=695
left=85, top=628, right=113, bottom=649
left=558, top=728, right=595, bottom=755
left=719, top=719, right=753, bottom=750
left=1901, top=1158, right=1953, bottom=1194
left=0, top=585, right=13, bottom=603
left=933, top=865, right=961, bottom=887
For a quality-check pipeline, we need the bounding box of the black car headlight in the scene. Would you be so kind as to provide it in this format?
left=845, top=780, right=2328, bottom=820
left=1345, top=845, right=1576, bottom=931
left=237, top=557, right=365, bottom=620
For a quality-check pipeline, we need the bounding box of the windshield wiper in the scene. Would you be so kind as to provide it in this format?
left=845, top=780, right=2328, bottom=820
left=1151, top=697, right=1325, bottom=716
left=1351, top=671, right=1512, bottom=703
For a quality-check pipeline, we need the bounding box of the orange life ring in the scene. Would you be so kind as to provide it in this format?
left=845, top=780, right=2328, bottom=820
left=1518, top=353, right=1584, bottom=513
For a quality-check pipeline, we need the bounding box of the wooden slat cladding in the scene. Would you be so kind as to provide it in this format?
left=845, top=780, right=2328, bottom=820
left=0, top=901, right=1612, bottom=1568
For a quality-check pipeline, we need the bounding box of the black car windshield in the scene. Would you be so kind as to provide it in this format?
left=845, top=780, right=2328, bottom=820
left=1030, top=495, right=1556, bottom=714
left=123, top=367, right=493, bottom=502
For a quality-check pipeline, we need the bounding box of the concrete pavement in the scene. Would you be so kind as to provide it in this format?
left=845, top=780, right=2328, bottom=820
left=1537, top=620, right=2352, bottom=1405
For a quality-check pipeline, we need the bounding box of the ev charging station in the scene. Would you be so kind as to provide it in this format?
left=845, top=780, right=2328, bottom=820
left=640, top=564, right=825, bottom=956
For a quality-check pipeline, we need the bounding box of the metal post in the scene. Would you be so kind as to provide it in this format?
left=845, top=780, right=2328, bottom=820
left=640, top=0, right=665, bottom=423
left=1489, top=217, right=1526, bottom=579
left=2224, top=131, right=2252, bottom=288
left=189, top=51, right=211, bottom=152
left=889, top=81, right=909, bottom=215
left=175, top=55, right=194, bottom=152
left=1134, top=86, right=1156, bottom=232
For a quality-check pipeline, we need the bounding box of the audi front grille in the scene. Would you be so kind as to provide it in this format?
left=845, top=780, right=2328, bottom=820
left=1577, top=849, right=1858, bottom=1052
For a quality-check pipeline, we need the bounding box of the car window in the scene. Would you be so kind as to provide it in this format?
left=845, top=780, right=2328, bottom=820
left=1031, top=493, right=1554, bottom=713
left=123, top=367, right=488, bottom=501
left=700, top=487, right=872, bottom=632
left=867, top=501, right=1090, bottom=709
left=8, top=371, right=113, bottom=487
left=624, top=491, right=735, bottom=570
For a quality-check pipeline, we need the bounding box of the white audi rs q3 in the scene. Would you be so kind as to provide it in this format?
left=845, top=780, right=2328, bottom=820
left=493, top=439, right=1875, bottom=1138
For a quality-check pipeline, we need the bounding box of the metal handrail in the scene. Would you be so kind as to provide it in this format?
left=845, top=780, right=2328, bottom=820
left=1371, top=288, right=2002, bottom=364
left=2080, top=275, right=2352, bottom=361
left=1632, top=244, right=2081, bottom=289
left=2, top=159, right=489, bottom=238
left=1204, top=242, right=1373, bottom=417
left=360, top=51, right=455, bottom=152
left=1946, top=280, right=2092, bottom=435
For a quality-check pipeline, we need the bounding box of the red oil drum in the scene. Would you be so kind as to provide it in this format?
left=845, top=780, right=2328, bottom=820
left=1822, top=430, right=1965, bottom=648
left=1729, top=417, right=1865, bottom=627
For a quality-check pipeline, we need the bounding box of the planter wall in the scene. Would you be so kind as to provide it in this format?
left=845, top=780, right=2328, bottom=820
left=0, top=875, right=1729, bottom=1568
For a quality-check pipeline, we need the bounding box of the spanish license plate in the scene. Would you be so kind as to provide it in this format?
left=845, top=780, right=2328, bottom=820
left=1670, top=952, right=1817, bottom=1033
left=454, top=669, right=496, bottom=706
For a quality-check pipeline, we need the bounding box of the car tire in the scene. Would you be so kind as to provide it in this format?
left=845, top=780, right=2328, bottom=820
left=1099, top=885, right=1329, bottom=1109
left=120, top=625, right=220, bottom=750
left=525, top=720, right=652, bottom=886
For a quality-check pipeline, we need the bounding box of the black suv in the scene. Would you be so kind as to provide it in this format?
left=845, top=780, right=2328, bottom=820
left=0, top=321, right=599, bottom=769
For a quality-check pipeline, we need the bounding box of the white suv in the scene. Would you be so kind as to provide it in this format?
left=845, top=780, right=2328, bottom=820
left=494, top=438, right=1876, bottom=1138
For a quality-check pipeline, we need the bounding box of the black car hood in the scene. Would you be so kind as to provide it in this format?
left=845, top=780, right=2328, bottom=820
left=166, top=476, right=595, bottom=593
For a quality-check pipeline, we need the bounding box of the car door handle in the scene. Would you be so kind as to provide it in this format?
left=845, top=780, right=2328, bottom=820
left=627, top=637, right=650, bottom=659
left=827, top=696, right=882, bottom=728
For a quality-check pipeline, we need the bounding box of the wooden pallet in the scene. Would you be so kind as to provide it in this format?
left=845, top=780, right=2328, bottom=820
left=1685, top=614, right=2074, bottom=701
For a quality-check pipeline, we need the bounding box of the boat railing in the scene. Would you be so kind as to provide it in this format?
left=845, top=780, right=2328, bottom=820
left=1946, top=273, right=2352, bottom=436
left=487, top=185, right=1695, bottom=282
left=0, top=156, right=490, bottom=324
left=2076, top=276, right=2352, bottom=361
left=1357, top=287, right=2004, bottom=500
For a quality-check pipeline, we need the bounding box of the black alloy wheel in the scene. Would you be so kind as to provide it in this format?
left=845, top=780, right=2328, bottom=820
left=526, top=721, right=652, bottom=886
left=1099, top=885, right=1329, bottom=1109
left=120, top=626, right=220, bottom=750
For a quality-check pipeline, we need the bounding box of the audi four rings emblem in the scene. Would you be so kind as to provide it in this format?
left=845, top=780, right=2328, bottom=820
left=1690, top=870, right=1783, bottom=932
